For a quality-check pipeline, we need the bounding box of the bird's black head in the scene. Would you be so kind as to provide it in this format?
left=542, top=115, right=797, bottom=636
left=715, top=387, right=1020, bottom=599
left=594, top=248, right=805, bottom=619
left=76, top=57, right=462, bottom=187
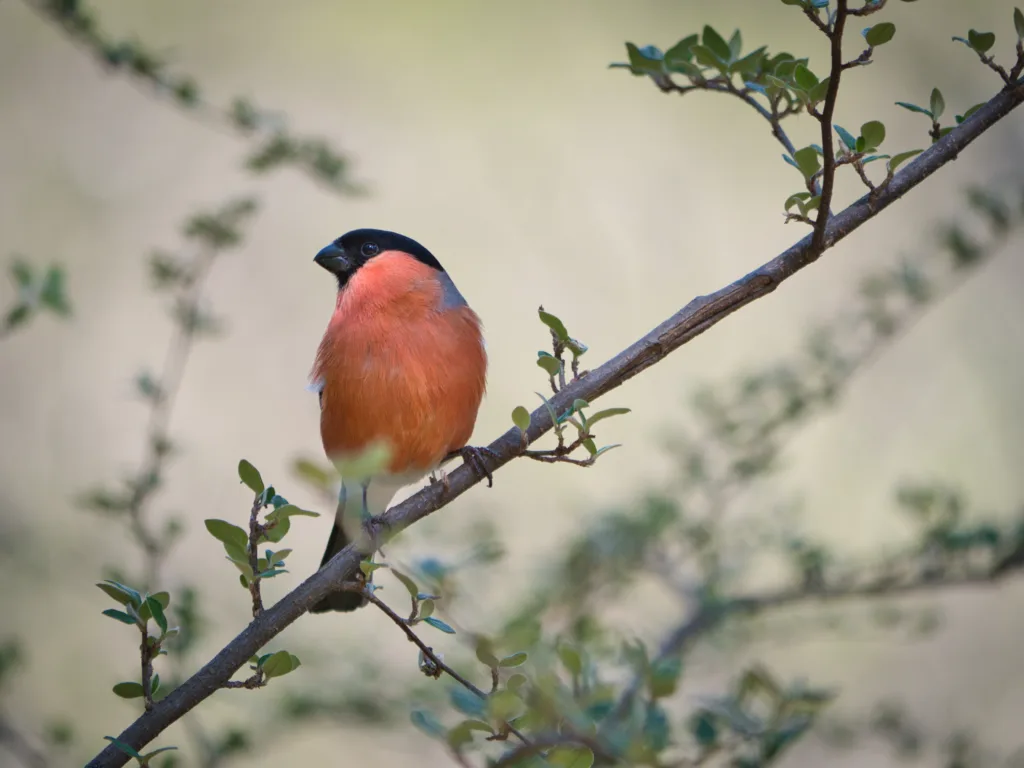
left=314, top=228, right=443, bottom=288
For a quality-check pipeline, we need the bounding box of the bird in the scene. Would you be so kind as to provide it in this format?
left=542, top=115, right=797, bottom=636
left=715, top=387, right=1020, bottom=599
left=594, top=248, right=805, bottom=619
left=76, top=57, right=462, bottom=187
left=308, top=228, right=492, bottom=613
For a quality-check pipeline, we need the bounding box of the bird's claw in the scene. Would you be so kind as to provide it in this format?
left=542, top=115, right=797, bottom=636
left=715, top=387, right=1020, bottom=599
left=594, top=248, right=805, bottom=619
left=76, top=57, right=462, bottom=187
left=447, top=445, right=499, bottom=488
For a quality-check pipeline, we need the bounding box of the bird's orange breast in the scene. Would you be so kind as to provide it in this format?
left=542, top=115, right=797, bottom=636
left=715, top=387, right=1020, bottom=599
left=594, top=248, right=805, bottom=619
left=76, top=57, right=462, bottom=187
left=312, top=251, right=486, bottom=474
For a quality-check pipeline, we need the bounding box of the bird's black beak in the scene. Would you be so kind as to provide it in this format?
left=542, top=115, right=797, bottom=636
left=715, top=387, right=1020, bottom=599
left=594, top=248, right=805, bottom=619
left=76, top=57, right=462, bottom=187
left=314, top=243, right=353, bottom=275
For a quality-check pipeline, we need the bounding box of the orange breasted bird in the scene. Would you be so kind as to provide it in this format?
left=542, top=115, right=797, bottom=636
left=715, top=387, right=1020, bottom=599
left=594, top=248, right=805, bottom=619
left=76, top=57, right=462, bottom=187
left=309, top=229, right=493, bottom=613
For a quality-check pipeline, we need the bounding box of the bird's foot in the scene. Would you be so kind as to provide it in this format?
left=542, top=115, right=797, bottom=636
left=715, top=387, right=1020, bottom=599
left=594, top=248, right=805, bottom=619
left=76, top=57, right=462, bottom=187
left=445, top=445, right=500, bottom=488
left=429, top=467, right=452, bottom=494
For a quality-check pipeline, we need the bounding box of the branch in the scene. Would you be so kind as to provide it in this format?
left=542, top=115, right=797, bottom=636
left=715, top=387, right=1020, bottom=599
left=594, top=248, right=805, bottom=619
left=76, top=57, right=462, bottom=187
left=811, top=0, right=848, bottom=251
left=608, top=540, right=1024, bottom=727
left=85, top=78, right=1024, bottom=768
left=0, top=713, right=48, bottom=768
left=246, top=496, right=266, bottom=618
left=661, top=78, right=803, bottom=171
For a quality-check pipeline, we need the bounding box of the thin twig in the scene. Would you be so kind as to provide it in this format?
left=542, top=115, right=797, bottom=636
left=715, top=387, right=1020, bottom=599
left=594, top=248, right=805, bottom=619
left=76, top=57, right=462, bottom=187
left=606, top=548, right=1024, bottom=729
left=847, top=0, right=887, bottom=16
left=140, top=626, right=155, bottom=712
left=811, top=0, right=848, bottom=252
left=0, top=713, right=48, bottom=768
left=125, top=245, right=217, bottom=587
left=247, top=496, right=265, bottom=618
left=344, top=585, right=532, bottom=746
left=84, top=78, right=1024, bottom=768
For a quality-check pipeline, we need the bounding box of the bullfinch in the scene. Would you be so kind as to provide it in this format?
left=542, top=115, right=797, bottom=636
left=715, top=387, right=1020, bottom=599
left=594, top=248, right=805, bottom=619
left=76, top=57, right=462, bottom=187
left=308, top=229, right=491, bottom=613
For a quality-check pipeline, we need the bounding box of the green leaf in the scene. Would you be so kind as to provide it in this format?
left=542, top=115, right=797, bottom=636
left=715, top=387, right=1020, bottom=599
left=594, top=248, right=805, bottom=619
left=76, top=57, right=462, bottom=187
left=547, top=747, right=595, bottom=768
left=538, top=309, right=569, bottom=341
left=808, top=77, right=830, bottom=104
left=793, top=146, right=820, bottom=179
left=139, top=746, right=178, bottom=762
left=390, top=568, right=419, bottom=598
left=558, top=644, right=583, bottom=676
left=96, top=581, right=142, bottom=607
left=956, top=103, right=985, bottom=123
left=622, top=43, right=664, bottom=76
left=499, top=652, right=528, bottom=668
left=237, top=459, right=264, bottom=493
left=411, top=709, right=446, bottom=739
left=690, top=711, right=719, bottom=747
left=292, top=457, right=335, bottom=489
left=419, top=599, right=435, bottom=619
left=146, top=597, right=168, bottom=634
left=582, top=437, right=597, bottom=456
left=967, top=29, right=995, bottom=53
left=834, top=125, right=857, bottom=152
left=103, top=737, right=142, bottom=760
left=888, top=148, right=923, bottom=172
left=450, top=686, right=487, bottom=718
left=265, top=503, right=320, bottom=521
left=1015, top=7, right=1024, bottom=41
left=10, top=260, right=33, bottom=289
left=784, top=192, right=811, bottom=211
left=664, top=34, right=699, bottom=71
left=447, top=719, right=493, bottom=748
left=732, top=46, right=768, bottom=76
left=330, top=442, right=393, bottom=482
left=149, top=591, right=170, bottom=609
left=895, top=101, right=932, bottom=117
left=424, top=616, right=455, bottom=634
left=360, top=559, right=383, bottom=576
left=702, top=25, right=732, bottom=62
left=102, top=608, right=138, bottom=625
left=727, top=29, right=742, bottom=59
left=39, top=267, right=70, bottom=315
left=929, top=88, right=945, bottom=120
left=864, top=22, right=896, bottom=46
left=151, top=674, right=161, bottom=694
left=511, top=405, right=531, bottom=432
left=488, top=689, right=524, bottom=722
left=793, top=64, right=818, bottom=91
left=112, top=682, right=145, bottom=699
left=204, top=519, right=249, bottom=550
left=648, top=656, right=683, bottom=698
left=475, top=638, right=500, bottom=668
left=536, top=352, right=562, bottom=377
left=860, top=120, right=886, bottom=151
left=586, top=407, right=630, bottom=428
left=260, top=650, right=295, bottom=679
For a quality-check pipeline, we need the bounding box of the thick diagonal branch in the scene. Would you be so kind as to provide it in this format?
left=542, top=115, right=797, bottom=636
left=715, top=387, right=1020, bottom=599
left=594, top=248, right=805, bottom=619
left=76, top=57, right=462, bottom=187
left=86, top=78, right=1024, bottom=768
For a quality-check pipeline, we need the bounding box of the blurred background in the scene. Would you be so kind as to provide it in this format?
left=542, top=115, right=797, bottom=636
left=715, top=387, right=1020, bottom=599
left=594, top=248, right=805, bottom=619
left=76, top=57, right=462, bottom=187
left=1, top=1, right=1023, bottom=766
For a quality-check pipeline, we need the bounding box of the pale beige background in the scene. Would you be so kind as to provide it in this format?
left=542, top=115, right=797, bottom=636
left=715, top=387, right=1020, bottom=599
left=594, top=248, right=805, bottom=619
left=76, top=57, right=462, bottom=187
left=1, top=1, right=1023, bottom=766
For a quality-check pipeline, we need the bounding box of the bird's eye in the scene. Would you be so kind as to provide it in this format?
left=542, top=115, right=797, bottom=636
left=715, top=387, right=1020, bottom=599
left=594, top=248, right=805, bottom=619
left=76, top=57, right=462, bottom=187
left=360, top=242, right=380, bottom=257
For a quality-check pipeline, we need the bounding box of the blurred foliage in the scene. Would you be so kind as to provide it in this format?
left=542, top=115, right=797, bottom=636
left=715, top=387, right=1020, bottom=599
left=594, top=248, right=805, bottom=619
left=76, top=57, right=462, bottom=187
left=24, top=0, right=361, bottom=193
left=0, top=259, right=70, bottom=338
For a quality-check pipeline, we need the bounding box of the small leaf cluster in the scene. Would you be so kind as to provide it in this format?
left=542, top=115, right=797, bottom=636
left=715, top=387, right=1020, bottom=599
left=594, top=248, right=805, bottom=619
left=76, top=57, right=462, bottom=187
left=535, top=306, right=588, bottom=390
left=689, top=666, right=834, bottom=766
left=205, top=459, right=319, bottom=589
left=96, top=581, right=176, bottom=700
left=246, top=650, right=302, bottom=682
left=1, top=259, right=70, bottom=336
left=510, top=308, right=630, bottom=467
left=897, top=87, right=985, bottom=145
left=37, top=1, right=359, bottom=192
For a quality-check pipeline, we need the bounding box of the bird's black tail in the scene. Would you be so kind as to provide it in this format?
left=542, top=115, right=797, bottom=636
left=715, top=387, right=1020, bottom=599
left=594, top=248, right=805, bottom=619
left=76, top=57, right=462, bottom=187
left=310, top=519, right=367, bottom=613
